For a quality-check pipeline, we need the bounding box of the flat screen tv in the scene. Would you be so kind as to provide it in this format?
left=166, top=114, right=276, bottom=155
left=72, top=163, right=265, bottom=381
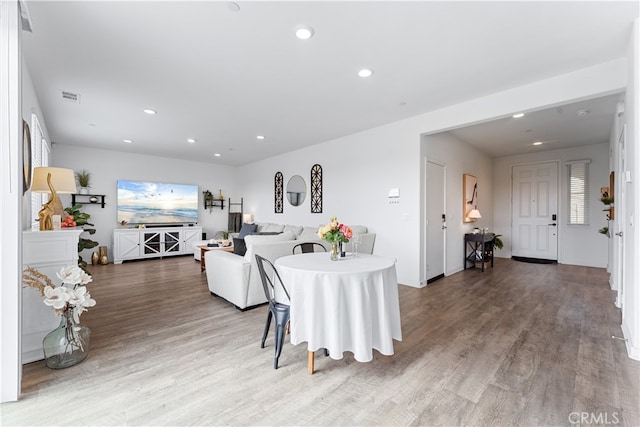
left=117, top=180, right=198, bottom=225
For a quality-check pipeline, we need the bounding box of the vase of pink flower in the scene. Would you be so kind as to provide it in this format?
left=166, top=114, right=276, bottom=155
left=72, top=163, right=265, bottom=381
left=318, top=217, right=353, bottom=261
left=23, top=265, right=96, bottom=369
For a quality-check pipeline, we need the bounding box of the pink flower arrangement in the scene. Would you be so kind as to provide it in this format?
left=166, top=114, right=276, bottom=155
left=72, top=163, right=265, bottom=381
left=318, top=217, right=353, bottom=243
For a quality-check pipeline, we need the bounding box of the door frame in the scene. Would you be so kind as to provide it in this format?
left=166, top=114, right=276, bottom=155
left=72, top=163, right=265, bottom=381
left=510, top=160, right=561, bottom=262
left=614, top=124, right=626, bottom=310
left=424, top=158, right=447, bottom=284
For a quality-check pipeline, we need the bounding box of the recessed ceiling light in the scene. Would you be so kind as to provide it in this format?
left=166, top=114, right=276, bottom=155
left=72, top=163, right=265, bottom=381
left=123, top=139, right=133, bottom=144
left=295, top=25, right=314, bottom=40
left=533, top=141, right=543, bottom=146
left=358, top=69, right=374, bottom=78
left=228, top=2, right=240, bottom=12
left=143, top=109, right=157, bottom=115
left=577, top=109, right=590, bottom=116
left=214, top=153, right=221, bottom=157
left=513, top=113, right=525, bottom=118
left=187, top=138, right=196, bottom=143
left=256, top=135, right=265, bottom=140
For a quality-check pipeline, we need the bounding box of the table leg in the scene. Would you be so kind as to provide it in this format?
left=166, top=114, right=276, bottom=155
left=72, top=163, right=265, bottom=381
left=200, top=248, right=206, bottom=272
left=308, top=351, right=315, bottom=374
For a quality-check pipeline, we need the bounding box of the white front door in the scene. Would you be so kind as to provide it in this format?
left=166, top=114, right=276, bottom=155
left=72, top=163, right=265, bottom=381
left=426, top=161, right=446, bottom=282
left=512, top=162, right=558, bottom=260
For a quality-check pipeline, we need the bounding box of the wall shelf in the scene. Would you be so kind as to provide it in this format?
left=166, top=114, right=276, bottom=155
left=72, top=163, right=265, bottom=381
left=71, top=193, right=106, bottom=208
left=204, top=198, right=225, bottom=210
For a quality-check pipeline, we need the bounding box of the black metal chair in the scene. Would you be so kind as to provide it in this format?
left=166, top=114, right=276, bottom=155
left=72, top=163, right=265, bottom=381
left=255, top=254, right=290, bottom=369
left=292, top=242, right=327, bottom=254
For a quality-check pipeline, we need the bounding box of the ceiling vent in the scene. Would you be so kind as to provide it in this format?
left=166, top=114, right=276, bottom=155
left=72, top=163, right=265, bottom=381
left=61, top=91, right=81, bottom=104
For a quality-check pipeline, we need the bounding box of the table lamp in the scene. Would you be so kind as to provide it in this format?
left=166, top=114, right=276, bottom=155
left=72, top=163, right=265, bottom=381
left=243, top=213, right=254, bottom=224
left=468, top=209, right=482, bottom=222
left=31, top=167, right=77, bottom=230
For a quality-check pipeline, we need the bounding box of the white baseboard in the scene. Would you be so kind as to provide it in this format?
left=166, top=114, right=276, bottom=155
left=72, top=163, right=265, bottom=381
left=621, top=321, right=640, bottom=361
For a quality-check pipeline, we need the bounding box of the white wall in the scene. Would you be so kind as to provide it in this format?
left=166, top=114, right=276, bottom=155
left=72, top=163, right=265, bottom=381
left=52, top=144, right=239, bottom=262
left=1, top=0, right=23, bottom=403
left=621, top=18, right=640, bottom=360
left=421, top=132, right=493, bottom=276
left=493, top=143, right=610, bottom=267
left=236, top=122, right=422, bottom=286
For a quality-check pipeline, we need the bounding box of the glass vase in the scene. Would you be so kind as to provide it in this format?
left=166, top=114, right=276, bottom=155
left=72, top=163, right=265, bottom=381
left=43, top=309, right=91, bottom=369
left=330, top=242, right=339, bottom=261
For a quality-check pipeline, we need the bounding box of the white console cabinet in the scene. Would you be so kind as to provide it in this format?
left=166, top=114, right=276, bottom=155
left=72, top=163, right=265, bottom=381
left=113, top=226, right=202, bottom=264
left=22, top=229, right=82, bottom=363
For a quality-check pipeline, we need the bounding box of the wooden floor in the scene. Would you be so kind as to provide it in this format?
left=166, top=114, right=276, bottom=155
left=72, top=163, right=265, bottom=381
left=2, top=257, right=639, bottom=426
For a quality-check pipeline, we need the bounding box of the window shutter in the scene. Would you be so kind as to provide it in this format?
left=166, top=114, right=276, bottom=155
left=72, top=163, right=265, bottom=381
left=567, top=160, right=590, bottom=225
left=30, top=114, right=50, bottom=227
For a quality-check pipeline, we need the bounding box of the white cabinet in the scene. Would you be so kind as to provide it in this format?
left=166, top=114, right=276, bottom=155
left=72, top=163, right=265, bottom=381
left=22, top=229, right=82, bottom=363
left=113, top=226, right=202, bottom=264
left=182, top=228, right=202, bottom=252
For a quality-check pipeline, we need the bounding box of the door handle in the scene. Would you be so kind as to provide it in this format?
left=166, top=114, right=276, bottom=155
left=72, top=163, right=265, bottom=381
left=615, top=231, right=623, bottom=237
left=548, top=223, right=557, bottom=227
left=441, top=226, right=447, bottom=230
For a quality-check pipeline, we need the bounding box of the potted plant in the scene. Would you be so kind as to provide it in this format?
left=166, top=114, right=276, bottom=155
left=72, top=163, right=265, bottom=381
left=63, top=204, right=99, bottom=271
left=203, top=190, right=214, bottom=210
left=76, top=170, right=91, bottom=194
left=493, top=234, right=504, bottom=250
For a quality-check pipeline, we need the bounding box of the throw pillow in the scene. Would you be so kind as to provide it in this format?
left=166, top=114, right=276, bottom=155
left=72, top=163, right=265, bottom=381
left=233, top=237, right=247, bottom=256
left=238, top=222, right=258, bottom=239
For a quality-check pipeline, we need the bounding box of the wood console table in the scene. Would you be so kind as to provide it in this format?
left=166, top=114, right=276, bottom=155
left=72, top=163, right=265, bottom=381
left=464, top=232, right=495, bottom=272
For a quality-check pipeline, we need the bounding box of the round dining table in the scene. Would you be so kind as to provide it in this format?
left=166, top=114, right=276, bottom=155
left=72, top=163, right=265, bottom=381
left=275, top=252, right=402, bottom=373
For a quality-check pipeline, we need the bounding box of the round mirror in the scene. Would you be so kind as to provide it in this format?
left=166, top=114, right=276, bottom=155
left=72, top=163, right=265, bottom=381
left=286, top=175, right=306, bottom=206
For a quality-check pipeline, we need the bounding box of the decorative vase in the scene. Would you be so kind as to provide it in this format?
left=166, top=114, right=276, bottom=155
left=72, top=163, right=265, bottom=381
left=79, top=187, right=89, bottom=195
left=42, top=309, right=90, bottom=369
left=330, top=242, right=339, bottom=261
left=91, top=252, right=99, bottom=265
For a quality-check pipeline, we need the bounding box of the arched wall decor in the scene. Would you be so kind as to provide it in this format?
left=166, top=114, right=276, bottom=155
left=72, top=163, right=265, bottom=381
left=310, top=164, right=323, bottom=213
left=275, top=171, right=284, bottom=213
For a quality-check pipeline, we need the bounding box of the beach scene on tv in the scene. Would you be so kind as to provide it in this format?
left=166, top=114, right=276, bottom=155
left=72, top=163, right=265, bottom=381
left=117, top=180, right=199, bottom=224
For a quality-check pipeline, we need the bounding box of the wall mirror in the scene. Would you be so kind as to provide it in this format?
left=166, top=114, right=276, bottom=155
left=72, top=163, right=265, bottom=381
left=286, top=175, right=306, bottom=206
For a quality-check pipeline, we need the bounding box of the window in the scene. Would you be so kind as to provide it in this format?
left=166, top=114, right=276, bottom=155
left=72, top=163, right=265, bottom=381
left=567, top=160, right=590, bottom=225
left=30, top=114, right=50, bottom=227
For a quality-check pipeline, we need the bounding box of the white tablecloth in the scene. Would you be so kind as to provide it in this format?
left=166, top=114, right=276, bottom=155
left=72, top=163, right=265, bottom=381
left=275, top=253, right=402, bottom=362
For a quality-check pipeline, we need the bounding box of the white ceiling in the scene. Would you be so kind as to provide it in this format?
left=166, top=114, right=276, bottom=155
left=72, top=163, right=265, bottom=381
left=21, top=1, right=638, bottom=166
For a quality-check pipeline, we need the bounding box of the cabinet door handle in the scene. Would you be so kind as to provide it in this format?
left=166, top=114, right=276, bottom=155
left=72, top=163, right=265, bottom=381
left=548, top=223, right=557, bottom=226
left=615, top=231, right=623, bottom=237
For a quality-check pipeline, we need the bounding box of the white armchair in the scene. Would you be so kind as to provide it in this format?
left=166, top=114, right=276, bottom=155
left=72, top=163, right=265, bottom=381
left=205, top=231, right=310, bottom=310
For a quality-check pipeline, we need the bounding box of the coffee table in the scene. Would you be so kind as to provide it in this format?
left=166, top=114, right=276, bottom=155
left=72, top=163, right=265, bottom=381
left=198, top=244, right=234, bottom=272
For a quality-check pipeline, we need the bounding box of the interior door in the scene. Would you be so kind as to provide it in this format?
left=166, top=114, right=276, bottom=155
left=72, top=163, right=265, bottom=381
left=512, top=162, right=558, bottom=260
left=426, top=161, right=446, bottom=282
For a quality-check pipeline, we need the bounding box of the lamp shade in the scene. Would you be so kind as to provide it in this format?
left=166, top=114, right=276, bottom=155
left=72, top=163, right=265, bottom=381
left=468, top=209, right=482, bottom=220
left=31, top=167, right=77, bottom=194
left=243, top=213, right=254, bottom=224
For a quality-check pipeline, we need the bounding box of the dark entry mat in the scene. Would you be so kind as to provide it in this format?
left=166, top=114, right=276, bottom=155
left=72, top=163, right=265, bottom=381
left=512, top=256, right=557, bottom=264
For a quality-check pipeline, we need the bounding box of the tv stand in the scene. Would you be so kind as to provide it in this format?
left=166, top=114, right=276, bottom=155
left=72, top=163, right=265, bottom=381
left=144, top=223, right=185, bottom=228
left=113, top=226, right=202, bottom=263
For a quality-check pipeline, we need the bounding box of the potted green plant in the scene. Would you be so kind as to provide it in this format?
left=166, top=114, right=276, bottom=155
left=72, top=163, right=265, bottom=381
left=63, top=204, right=99, bottom=271
left=76, top=170, right=91, bottom=194
left=203, top=190, right=216, bottom=211
left=493, top=234, right=504, bottom=250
